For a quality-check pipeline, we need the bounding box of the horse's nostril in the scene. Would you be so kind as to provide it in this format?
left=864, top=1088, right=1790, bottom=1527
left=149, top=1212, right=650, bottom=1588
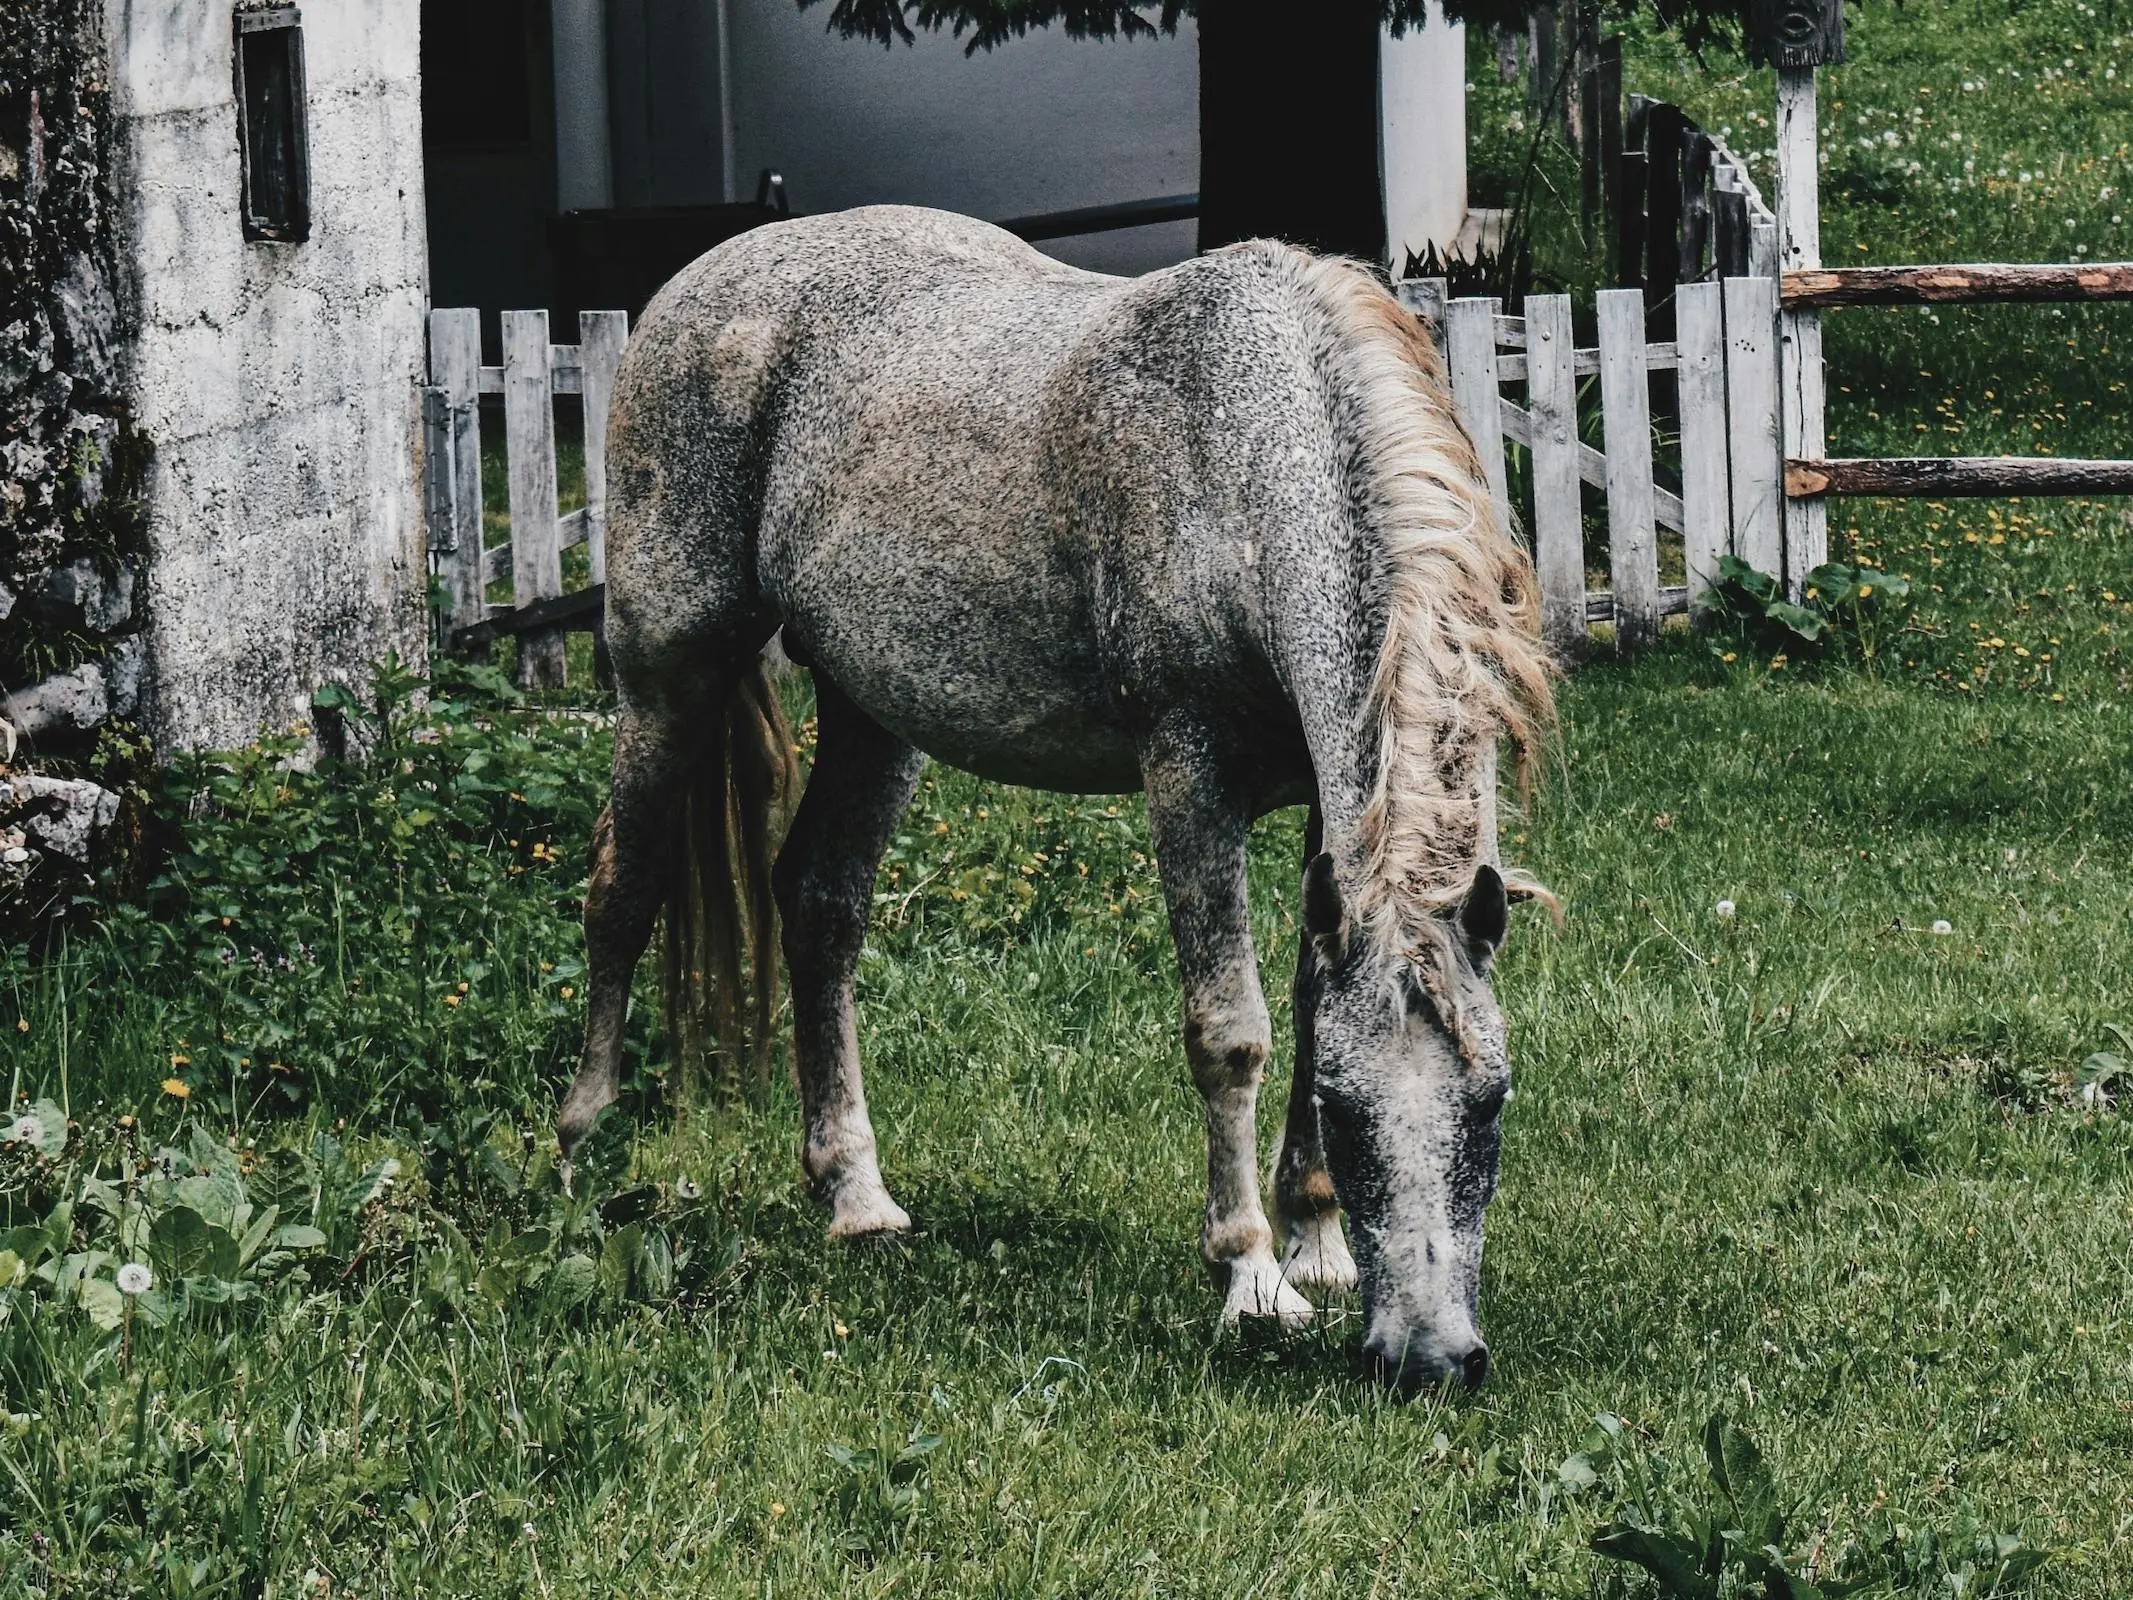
left=1460, top=1343, right=1491, bottom=1389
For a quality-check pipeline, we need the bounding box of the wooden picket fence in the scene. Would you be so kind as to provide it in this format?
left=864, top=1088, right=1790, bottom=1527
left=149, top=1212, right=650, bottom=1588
left=1405, top=275, right=1786, bottom=660
left=422, top=307, right=629, bottom=686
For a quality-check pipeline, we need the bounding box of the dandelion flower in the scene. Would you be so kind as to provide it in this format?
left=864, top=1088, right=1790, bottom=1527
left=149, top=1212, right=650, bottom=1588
left=6, top=1113, right=43, bottom=1145
left=1931, top=919, right=1953, bottom=935
left=1714, top=899, right=1737, bottom=920
left=675, top=1176, right=702, bottom=1201
left=116, top=1262, right=153, bottom=1295
left=161, top=1078, right=190, bottom=1100
left=770, top=1502, right=787, bottom=1518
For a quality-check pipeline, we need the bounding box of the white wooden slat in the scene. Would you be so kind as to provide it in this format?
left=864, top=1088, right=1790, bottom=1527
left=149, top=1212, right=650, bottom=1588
left=1493, top=314, right=1527, bottom=348
left=1522, top=294, right=1586, bottom=659
left=1395, top=277, right=1449, bottom=342
left=1675, top=280, right=1730, bottom=600
left=1750, top=217, right=1780, bottom=281
left=578, top=310, right=628, bottom=588
left=1586, top=586, right=1690, bottom=621
left=501, top=309, right=566, bottom=687
left=427, top=308, right=486, bottom=632
left=1497, top=342, right=1675, bottom=381
left=1775, top=65, right=1828, bottom=596
left=1500, top=399, right=1686, bottom=532
left=1445, top=297, right=1511, bottom=534
left=1722, top=276, right=1783, bottom=577
left=1596, top=288, right=1660, bottom=650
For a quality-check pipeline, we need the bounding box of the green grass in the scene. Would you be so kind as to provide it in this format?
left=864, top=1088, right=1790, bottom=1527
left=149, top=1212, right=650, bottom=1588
left=6, top=1, right=2133, bottom=1592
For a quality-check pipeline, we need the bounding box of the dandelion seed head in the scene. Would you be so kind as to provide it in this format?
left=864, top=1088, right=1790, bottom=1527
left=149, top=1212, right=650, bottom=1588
left=1713, top=899, right=1736, bottom=921
left=1931, top=919, right=1953, bottom=936
left=116, top=1262, right=153, bottom=1295
left=6, top=1114, right=43, bottom=1145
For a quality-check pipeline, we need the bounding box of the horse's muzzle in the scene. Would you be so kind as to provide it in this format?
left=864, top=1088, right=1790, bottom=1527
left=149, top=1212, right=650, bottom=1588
left=1364, top=1336, right=1490, bottom=1394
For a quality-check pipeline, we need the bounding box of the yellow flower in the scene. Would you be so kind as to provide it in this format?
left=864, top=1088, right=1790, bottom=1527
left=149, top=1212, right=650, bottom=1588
left=169, top=1053, right=190, bottom=1067
left=1721, top=651, right=1737, bottom=664
left=560, top=986, right=575, bottom=1000
left=162, top=1078, right=190, bottom=1099
left=13, top=1020, right=25, bottom=1033
left=443, top=994, right=461, bottom=1007
left=770, top=1502, right=787, bottom=1518
left=1859, top=584, right=1874, bottom=598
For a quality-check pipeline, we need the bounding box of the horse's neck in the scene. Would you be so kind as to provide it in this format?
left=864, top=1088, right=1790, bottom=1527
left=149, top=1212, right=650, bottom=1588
left=1271, top=539, right=1501, bottom=906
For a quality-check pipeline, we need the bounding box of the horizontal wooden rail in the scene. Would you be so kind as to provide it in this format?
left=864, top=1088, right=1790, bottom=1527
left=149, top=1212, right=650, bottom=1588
left=1782, top=262, right=2133, bottom=309
left=1786, top=457, right=2133, bottom=498
left=1587, top=585, right=1691, bottom=623
left=455, top=584, right=605, bottom=650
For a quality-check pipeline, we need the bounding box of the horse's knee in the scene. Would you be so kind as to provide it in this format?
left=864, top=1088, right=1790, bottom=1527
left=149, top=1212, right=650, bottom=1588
left=1184, top=1004, right=1270, bottom=1096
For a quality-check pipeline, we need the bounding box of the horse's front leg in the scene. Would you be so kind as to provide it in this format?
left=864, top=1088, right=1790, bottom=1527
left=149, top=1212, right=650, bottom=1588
left=1141, top=720, right=1314, bottom=1330
left=1272, top=806, right=1359, bottom=1295
left=775, top=678, right=927, bottom=1237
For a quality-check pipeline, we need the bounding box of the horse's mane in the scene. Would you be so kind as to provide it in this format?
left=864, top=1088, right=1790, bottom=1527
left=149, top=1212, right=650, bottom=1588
left=1278, top=249, right=1557, bottom=940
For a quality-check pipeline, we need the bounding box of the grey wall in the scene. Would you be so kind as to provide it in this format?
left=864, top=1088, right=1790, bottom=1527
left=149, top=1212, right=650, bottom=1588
left=108, top=0, right=431, bottom=753
left=720, top=3, right=1200, bottom=275
left=607, top=0, right=729, bottom=208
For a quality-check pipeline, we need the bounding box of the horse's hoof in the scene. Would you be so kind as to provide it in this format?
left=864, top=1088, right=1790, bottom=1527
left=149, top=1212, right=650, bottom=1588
left=1281, top=1215, right=1359, bottom=1296
left=1222, top=1258, right=1316, bottom=1331
left=827, top=1191, right=913, bottom=1240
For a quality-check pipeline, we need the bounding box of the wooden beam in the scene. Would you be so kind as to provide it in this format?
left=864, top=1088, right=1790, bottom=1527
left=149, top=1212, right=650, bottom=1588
left=1782, top=262, right=2133, bottom=308
left=455, top=585, right=606, bottom=650
left=1786, top=457, right=2133, bottom=498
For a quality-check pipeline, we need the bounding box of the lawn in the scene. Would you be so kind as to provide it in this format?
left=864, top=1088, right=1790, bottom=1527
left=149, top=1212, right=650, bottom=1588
left=6, top=1, right=2133, bottom=1594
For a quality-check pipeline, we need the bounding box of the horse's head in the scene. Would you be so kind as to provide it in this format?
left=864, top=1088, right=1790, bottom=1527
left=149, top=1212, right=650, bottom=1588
left=1301, top=854, right=1516, bottom=1393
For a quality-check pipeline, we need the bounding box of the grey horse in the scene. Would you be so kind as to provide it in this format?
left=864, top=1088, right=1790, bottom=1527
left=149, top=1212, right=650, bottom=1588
left=555, top=206, right=1553, bottom=1389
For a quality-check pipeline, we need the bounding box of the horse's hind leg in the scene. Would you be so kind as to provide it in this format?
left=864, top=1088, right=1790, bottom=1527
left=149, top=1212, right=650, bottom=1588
left=1272, top=808, right=1359, bottom=1295
left=558, top=672, right=720, bottom=1161
left=775, top=677, right=926, bottom=1237
left=1141, top=717, right=1314, bottom=1329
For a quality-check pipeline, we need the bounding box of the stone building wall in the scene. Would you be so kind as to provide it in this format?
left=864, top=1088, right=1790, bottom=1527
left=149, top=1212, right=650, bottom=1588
left=105, top=0, right=430, bottom=754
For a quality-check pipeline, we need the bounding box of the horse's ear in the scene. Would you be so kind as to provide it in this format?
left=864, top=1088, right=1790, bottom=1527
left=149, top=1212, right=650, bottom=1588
left=1460, top=863, right=1509, bottom=965
left=1302, top=852, right=1348, bottom=959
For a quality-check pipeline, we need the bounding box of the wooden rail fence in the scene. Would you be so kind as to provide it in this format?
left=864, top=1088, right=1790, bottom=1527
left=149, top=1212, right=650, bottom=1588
left=423, top=307, right=628, bottom=687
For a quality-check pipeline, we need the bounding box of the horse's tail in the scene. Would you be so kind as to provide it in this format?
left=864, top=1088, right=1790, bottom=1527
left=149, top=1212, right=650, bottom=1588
left=661, top=654, right=802, bottom=1102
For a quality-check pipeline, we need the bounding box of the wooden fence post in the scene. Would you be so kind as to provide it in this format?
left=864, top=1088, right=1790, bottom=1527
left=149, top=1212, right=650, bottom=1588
left=501, top=309, right=566, bottom=688
left=1525, top=293, right=1586, bottom=660
left=1723, top=276, right=1783, bottom=577
left=1446, top=297, right=1511, bottom=534
left=1596, top=289, right=1658, bottom=649
left=577, top=310, right=628, bottom=589
left=427, top=308, right=486, bottom=637
left=1675, top=280, right=1730, bottom=599
left=1776, top=63, right=1828, bottom=593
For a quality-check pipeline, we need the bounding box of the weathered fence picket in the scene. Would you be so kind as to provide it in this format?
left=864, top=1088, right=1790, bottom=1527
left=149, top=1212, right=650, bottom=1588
left=1674, top=280, right=1730, bottom=598
left=501, top=310, right=566, bottom=688
left=1523, top=293, right=1585, bottom=658
left=425, top=307, right=629, bottom=688
left=1722, top=275, right=1783, bottom=579
left=1596, top=289, right=1659, bottom=651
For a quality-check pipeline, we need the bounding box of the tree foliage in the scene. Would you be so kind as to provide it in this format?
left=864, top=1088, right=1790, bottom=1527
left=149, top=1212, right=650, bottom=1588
left=799, top=0, right=1750, bottom=56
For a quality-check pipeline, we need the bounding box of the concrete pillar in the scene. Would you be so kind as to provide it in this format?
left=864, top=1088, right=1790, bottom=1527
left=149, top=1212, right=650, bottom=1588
left=553, top=0, right=614, bottom=211
left=1381, top=6, right=1467, bottom=270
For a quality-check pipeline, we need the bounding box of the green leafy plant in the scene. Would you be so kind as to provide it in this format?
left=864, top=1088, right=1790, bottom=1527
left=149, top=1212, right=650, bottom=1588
left=1585, top=1413, right=2050, bottom=1599
left=1694, top=557, right=1913, bottom=669
left=2076, top=1022, right=2133, bottom=1110
left=825, top=1423, right=942, bottom=1557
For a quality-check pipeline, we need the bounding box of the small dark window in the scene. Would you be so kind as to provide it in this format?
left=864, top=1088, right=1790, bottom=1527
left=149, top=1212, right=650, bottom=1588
left=235, top=8, right=311, bottom=242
